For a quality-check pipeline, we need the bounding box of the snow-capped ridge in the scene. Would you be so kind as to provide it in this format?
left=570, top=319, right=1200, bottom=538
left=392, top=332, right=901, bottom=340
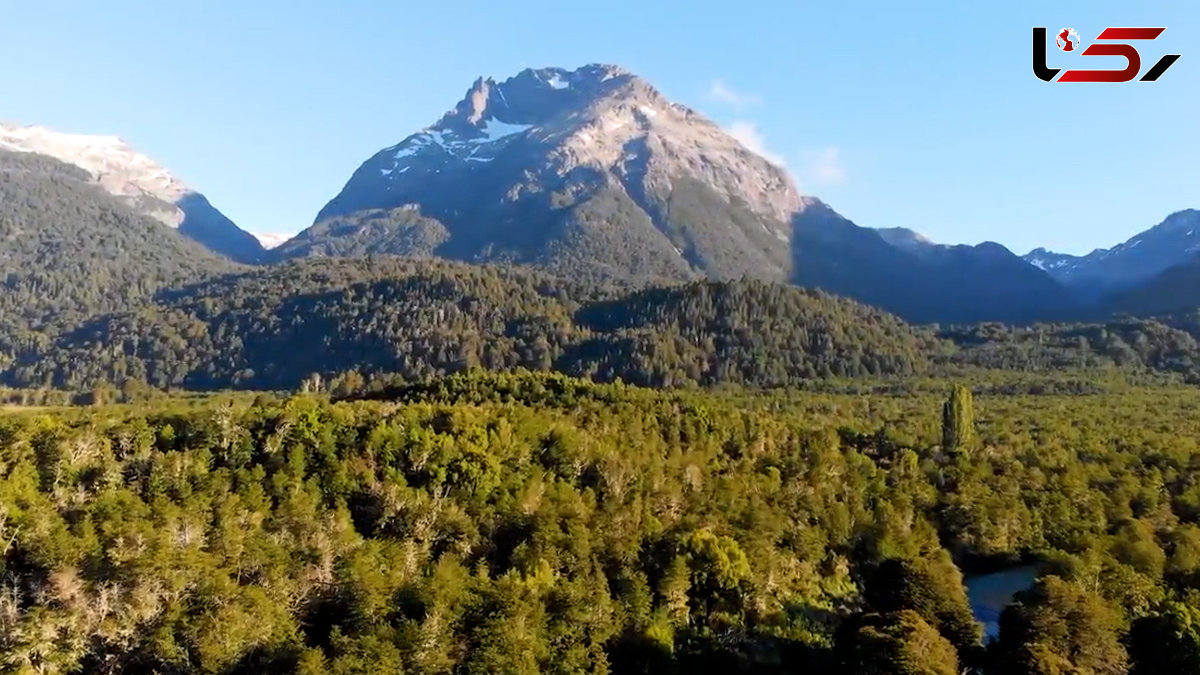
left=0, top=121, right=264, bottom=262
left=1021, top=209, right=1200, bottom=293
left=0, top=122, right=192, bottom=223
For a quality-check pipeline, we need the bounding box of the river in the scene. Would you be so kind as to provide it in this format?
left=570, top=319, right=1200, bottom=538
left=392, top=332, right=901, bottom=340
left=964, top=565, right=1039, bottom=641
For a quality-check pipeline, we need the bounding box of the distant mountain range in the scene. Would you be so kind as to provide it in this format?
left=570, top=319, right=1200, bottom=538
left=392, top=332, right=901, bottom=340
left=1022, top=209, right=1200, bottom=300
left=2, top=65, right=1198, bottom=329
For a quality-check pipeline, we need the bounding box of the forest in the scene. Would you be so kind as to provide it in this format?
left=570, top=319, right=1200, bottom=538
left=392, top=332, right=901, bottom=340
left=3, top=369, right=1200, bottom=674
left=5, top=257, right=1200, bottom=398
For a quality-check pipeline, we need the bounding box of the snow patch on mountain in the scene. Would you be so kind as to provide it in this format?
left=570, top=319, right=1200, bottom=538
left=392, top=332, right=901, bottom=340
left=383, top=117, right=535, bottom=175
left=0, top=122, right=191, bottom=227
left=1026, top=255, right=1070, bottom=271
left=252, top=233, right=293, bottom=249
left=478, top=119, right=534, bottom=142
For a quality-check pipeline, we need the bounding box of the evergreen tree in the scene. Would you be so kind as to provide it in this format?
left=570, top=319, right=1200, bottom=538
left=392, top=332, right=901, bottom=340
left=941, top=384, right=976, bottom=454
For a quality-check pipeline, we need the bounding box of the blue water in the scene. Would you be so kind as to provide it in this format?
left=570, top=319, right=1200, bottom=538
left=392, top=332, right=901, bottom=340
left=964, top=565, right=1039, bottom=641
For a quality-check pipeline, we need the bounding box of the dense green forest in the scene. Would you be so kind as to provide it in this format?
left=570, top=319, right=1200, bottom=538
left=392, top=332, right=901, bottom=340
left=0, top=150, right=237, bottom=345
left=7, top=256, right=1200, bottom=397
left=0, top=259, right=933, bottom=392
left=3, top=371, right=1200, bottom=673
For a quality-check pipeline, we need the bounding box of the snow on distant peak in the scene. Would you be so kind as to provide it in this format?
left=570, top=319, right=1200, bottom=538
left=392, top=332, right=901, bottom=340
left=546, top=72, right=570, bottom=90
left=0, top=123, right=191, bottom=201
left=252, top=233, right=292, bottom=249
left=0, top=122, right=193, bottom=226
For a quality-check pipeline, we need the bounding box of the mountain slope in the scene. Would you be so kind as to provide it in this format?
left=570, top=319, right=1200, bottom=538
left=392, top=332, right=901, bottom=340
left=794, top=205, right=1077, bottom=324
left=0, top=122, right=264, bottom=262
left=875, top=226, right=935, bottom=254
left=0, top=149, right=237, bottom=351
left=1022, top=209, right=1200, bottom=298
left=1108, top=255, right=1200, bottom=316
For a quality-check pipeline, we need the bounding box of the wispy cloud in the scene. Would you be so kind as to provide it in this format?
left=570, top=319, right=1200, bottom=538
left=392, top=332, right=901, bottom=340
left=727, top=120, right=786, bottom=167
left=707, top=79, right=761, bottom=109
left=799, top=146, right=846, bottom=186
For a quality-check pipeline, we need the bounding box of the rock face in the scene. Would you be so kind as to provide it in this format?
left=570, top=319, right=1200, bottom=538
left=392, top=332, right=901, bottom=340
left=288, top=64, right=1076, bottom=324
left=0, top=122, right=264, bottom=263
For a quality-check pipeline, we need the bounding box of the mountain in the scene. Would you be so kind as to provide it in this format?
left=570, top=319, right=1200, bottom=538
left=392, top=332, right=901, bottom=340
left=0, top=122, right=264, bottom=263
left=794, top=205, right=1078, bottom=324
left=281, top=64, right=1074, bottom=324
left=0, top=149, right=237, bottom=350
left=1108, top=254, right=1200, bottom=315
left=281, top=64, right=799, bottom=284
left=875, top=226, right=935, bottom=254
left=1022, top=209, right=1200, bottom=299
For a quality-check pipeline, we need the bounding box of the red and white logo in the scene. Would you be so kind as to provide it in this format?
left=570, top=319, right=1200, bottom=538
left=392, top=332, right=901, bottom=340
left=1056, top=28, right=1082, bottom=52
left=1034, top=27, right=1181, bottom=82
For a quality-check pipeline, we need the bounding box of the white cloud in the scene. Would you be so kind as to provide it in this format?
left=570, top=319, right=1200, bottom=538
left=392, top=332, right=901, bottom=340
left=800, top=146, right=846, bottom=186
left=727, top=120, right=786, bottom=167
left=707, top=79, right=761, bottom=109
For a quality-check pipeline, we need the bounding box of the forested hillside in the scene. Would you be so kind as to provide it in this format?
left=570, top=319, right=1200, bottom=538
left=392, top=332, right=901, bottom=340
left=3, top=372, right=1200, bottom=673
left=7, top=253, right=1200, bottom=396
left=4, top=259, right=930, bottom=392
left=940, top=314, right=1200, bottom=382
left=0, top=150, right=236, bottom=356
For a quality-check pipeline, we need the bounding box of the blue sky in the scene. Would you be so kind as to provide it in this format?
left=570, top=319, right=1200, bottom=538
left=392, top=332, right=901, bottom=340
left=1, top=0, right=1195, bottom=254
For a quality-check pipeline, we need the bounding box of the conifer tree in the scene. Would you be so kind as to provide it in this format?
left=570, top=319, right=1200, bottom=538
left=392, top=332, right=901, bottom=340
left=941, top=384, right=975, bottom=455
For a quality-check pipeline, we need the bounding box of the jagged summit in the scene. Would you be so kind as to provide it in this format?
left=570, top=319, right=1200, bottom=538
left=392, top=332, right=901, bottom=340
left=0, top=122, right=263, bottom=263
left=311, top=63, right=805, bottom=232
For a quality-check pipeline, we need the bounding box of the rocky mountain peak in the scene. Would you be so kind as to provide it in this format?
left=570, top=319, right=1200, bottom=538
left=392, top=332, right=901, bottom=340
left=315, top=63, right=807, bottom=229
left=1150, top=208, right=1200, bottom=233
